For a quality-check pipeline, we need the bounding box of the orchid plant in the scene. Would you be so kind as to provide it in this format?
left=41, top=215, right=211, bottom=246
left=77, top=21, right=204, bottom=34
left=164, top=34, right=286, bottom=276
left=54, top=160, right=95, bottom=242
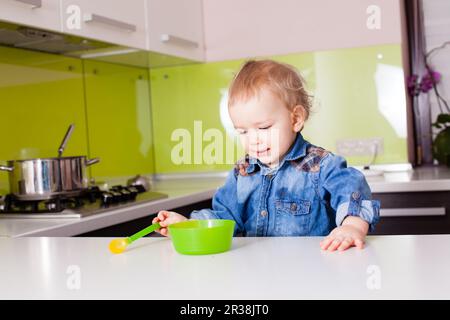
left=407, top=41, right=450, bottom=166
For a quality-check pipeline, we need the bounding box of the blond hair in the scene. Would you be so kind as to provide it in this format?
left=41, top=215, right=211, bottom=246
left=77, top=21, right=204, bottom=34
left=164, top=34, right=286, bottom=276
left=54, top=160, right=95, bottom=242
left=228, top=60, right=312, bottom=120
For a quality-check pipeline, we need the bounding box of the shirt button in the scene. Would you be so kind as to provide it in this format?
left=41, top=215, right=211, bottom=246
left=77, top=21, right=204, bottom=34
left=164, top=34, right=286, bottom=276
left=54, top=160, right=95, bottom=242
left=352, top=191, right=361, bottom=200
left=290, top=203, right=297, bottom=211
left=260, top=210, right=268, bottom=217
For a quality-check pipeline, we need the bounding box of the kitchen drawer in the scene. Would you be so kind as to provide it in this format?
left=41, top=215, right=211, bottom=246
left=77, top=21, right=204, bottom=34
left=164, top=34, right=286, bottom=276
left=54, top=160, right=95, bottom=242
left=147, top=0, right=204, bottom=61
left=61, top=0, right=147, bottom=50
left=371, top=191, right=450, bottom=235
left=0, top=0, right=61, bottom=32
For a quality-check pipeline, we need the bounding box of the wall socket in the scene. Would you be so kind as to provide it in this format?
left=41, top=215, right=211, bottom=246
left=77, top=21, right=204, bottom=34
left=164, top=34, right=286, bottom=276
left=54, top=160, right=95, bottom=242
left=336, top=138, right=384, bottom=157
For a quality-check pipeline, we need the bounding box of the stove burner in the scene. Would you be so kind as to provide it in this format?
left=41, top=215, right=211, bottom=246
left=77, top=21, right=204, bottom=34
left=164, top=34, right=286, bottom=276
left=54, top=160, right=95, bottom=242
left=0, top=184, right=146, bottom=215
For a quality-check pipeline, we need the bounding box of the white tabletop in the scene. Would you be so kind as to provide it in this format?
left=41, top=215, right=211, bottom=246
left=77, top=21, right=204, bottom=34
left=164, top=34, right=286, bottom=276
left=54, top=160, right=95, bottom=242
left=1, top=235, right=449, bottom=299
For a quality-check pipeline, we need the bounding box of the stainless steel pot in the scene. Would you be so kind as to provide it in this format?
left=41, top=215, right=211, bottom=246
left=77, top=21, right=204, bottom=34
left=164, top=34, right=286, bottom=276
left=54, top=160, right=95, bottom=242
left=0, top=124, right=100, bottom=200
left=0, top=157, right=99, bottom=200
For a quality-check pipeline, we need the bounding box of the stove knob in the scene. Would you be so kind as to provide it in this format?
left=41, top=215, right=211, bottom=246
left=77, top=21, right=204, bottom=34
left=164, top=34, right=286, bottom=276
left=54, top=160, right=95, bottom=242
left=119, top=189, right=131, bottom=201
left=110, top=190, right=123, bottom=202
left=102, top=192, right=114, bottom=205
left=126, top=186, right=139, bottom=200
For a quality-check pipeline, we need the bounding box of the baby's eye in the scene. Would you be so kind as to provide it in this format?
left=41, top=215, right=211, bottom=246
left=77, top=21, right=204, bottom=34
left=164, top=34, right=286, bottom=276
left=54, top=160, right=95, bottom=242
left=236, top=129, right=247, bottom=135
left=259, top=125, right=272, bottom=130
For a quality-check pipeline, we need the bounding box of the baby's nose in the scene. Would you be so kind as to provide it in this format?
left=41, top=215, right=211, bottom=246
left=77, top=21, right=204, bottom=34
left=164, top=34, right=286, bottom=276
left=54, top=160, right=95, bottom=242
left=248, top=129, right=260, bottom=144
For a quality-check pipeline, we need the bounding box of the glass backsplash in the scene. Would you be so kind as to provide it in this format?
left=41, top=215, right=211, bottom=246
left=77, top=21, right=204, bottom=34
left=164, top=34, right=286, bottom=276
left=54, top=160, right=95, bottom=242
left=82, top=60, right=154, bottom=178
left=0, top=43, right=408, bottom=193
left=150, top=44, right=408, bottom=173
left=0, top=45, right=154, bottom=193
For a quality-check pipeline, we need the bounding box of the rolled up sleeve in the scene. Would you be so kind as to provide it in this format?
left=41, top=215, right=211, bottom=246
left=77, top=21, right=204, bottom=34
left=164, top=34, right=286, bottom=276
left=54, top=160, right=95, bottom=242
left=319, top=154, right=380, bottom=231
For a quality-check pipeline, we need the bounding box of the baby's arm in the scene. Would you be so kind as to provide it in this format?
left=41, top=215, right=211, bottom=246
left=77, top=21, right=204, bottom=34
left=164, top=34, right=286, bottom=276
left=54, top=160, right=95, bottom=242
left=318, top=154, right=380, bottom=251
left=152, top=167, right=243, bottom=237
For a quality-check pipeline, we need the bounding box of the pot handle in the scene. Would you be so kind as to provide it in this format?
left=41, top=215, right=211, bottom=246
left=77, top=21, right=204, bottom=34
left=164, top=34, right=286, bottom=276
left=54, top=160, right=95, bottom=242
left=86, top=158, right=100, bottom=166
left=0, top=165, right=13, bottom=172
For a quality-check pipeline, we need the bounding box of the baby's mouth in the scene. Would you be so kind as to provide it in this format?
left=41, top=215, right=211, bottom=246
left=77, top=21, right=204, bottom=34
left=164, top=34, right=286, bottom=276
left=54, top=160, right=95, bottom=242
left=257, top=148, right=270, bottom=156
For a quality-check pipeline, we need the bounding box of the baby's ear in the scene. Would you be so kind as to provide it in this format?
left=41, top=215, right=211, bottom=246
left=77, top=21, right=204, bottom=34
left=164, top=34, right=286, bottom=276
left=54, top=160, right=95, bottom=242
left=291, top=105, right=306, bottom=132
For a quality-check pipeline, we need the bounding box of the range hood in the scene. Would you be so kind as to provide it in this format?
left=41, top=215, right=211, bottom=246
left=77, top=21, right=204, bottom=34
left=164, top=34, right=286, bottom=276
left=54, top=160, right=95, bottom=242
left=0, top=21, right=111, bottom=53
left=0, top=21, right=196, bottom=68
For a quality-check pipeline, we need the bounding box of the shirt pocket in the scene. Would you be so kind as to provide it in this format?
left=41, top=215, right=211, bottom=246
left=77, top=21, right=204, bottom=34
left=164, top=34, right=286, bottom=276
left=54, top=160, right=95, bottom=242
left=275, top=199, right=311, bottom=236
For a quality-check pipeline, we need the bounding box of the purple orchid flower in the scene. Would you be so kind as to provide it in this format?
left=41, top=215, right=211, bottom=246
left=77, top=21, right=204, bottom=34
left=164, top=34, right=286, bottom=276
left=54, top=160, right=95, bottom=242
left=407, top=69, right=442, bottom=96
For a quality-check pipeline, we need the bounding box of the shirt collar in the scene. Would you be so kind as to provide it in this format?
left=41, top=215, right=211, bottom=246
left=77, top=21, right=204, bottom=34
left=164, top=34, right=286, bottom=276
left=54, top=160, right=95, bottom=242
left=283, top=132, right=308, bottom=161
left=244, top=133, right=308, bottom=175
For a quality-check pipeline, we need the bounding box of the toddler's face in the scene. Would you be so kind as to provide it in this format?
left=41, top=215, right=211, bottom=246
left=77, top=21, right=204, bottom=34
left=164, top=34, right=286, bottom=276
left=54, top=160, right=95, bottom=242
left=229, top=89, right=303, bottom=168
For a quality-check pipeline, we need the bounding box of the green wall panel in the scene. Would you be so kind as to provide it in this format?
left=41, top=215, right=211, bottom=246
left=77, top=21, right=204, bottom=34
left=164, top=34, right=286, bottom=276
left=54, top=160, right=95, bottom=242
left=0, top=46, right=88, bottom=194
left=150, top=44, right=408, bottom=173
left=0, top=42, right=408, bottom=189
left=83, top=60, right=154, bottom=178
left=150, top=60, right=245, bottom=173
left=294, top=44, right=408, bottom=165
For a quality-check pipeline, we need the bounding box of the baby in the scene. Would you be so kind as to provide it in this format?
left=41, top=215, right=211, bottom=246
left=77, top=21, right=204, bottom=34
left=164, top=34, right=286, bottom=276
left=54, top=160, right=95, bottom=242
left=153, top=60, right=380, bottom=252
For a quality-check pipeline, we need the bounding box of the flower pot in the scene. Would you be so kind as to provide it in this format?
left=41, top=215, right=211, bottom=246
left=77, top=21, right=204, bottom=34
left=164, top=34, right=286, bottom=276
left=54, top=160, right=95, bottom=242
left=432, top=127, right=450, bottom=167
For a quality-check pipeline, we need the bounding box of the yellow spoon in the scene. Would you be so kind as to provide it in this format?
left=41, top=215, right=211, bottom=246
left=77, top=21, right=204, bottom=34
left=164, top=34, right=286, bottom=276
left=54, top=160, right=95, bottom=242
left=109, top=222, right=161, bottom=254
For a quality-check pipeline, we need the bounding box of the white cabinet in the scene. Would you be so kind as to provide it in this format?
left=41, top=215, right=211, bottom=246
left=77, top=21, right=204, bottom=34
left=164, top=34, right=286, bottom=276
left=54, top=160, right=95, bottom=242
left=0, top=0, right=61, bottom=32
left=60, top=0, right=147, bottom=50
left=203, top=0, right=403, bottom=62
left=0, top=0, right=205, bottom=61
left=146, top=0, right=204, bottom=61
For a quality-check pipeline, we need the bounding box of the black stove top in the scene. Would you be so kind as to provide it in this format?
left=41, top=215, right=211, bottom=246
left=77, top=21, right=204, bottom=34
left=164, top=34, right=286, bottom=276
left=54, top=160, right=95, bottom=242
left=0, top=185, right=168, bottom=218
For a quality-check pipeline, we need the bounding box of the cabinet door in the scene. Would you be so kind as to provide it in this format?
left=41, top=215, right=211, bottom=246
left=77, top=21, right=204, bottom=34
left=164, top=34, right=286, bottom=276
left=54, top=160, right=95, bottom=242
left=203, top=0, right=403, bottom=61
left=0, top=0, right=61, bottom=32
left=147, top=0, right=204, bottom=61
left=61, top=0, right=147, bottom=50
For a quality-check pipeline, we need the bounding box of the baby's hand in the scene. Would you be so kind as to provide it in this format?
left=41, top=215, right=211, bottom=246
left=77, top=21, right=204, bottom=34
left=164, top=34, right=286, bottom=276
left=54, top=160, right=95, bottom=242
left=152, top=210, right=187, bottom=237
left=320, top=225, right=366, bottom=251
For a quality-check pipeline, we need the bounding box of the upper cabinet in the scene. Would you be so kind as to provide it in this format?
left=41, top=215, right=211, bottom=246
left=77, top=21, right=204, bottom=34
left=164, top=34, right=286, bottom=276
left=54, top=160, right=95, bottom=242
left=202, top=0, right=404, bottom=62
left=0, top=0, right=61, bottom=32
left=0, top=0, right=205, bottom=61
left=60, top=0, right=147, bottom=50
left=146, top=0, right=204, bottom=61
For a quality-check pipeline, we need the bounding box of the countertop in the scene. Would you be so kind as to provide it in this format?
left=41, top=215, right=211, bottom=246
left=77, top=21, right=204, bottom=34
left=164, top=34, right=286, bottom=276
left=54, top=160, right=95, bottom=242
left=365, top=165, right=450, bottom=193
left=0, top=166, right=449, bottom=238
left=0, top=235, right=449, bottom=299
left=0, top=177, right=225, bottom=238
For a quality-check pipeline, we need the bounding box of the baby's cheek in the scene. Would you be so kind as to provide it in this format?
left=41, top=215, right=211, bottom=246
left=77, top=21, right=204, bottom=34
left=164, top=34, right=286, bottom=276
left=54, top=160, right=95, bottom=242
left=239, top=136, right=250, bottom=151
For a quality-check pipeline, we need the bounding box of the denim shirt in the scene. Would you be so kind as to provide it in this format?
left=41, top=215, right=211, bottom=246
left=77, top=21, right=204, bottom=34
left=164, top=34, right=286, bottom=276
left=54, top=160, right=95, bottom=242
left=190, top=133, right=380, bottom=236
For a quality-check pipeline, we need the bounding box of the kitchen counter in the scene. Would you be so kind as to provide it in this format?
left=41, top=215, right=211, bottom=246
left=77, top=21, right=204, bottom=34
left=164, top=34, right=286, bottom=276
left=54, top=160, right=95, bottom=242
left=0, top=235, right=449, bottom=299
left=1, top=166, right=449, bottom=238
left=366, top=165, right=450, bottom=193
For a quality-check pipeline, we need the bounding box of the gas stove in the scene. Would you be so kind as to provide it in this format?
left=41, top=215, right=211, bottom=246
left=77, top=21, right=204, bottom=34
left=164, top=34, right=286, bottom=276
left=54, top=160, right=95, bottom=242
left=0, top=185, right=168, bottom=219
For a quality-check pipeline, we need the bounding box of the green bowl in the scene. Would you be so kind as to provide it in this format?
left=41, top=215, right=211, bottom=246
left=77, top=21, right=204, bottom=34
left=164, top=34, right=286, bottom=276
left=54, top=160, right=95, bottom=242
left=168, top=219, right=235, bottom=255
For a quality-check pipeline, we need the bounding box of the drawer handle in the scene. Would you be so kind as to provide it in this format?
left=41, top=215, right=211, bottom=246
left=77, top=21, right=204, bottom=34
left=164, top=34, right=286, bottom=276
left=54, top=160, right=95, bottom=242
left=83, top=13, right=136, bottom=32
left=160, top=34, right=199, bottom=48
left=381, top=207, right=446, bottom=217
left=14, top=0, right=41, bottom=8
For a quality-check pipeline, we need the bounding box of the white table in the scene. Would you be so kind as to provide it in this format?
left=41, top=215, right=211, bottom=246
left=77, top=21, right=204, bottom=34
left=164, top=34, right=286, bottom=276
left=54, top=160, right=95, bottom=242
left=0, top=235, right=449, bottom=299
